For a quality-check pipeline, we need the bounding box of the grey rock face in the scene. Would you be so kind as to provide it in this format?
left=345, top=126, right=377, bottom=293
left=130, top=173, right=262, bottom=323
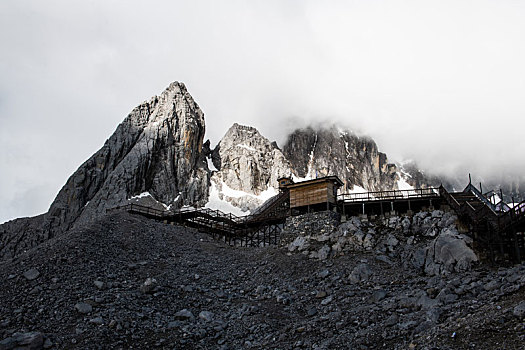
left=282, top=126, right=399, bottom=192
left=47, top=82, right=209, bottom=233
left=399, top=160, right=449, bottom=190
left=423, top=228, right=479, bottom=275
left=1, top=82, right=209, bottom=261
left=210, top=123, right=293, bottom=211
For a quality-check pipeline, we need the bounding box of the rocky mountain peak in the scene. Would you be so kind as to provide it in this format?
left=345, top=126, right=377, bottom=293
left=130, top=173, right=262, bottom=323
left=0, top=82, right=211, bottom=261
left=283, top=125, right=399, bottom=192
left=207, top=124, right=294, bottom=212
left=1, top=84, right=436, bottom=261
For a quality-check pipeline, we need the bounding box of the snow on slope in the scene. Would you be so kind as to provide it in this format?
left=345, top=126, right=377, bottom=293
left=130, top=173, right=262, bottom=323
left=204, top=181, right=246, bottom=216
left=207, top=157, right=218, bottom=172
left=128, top=191, right=178, bottom=211
left=348, top=185, right=367, bottom=194
left=397, top=176, right=415, bottom=191
left=205, top=180, right=279, bottom=216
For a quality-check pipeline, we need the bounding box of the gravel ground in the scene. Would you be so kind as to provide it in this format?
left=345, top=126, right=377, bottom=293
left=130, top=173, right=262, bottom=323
left=1, top=212, right=524, bottom=349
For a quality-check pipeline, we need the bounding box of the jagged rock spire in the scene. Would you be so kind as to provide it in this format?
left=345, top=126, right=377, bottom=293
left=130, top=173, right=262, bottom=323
left=45, top=82, right=209, bottom=235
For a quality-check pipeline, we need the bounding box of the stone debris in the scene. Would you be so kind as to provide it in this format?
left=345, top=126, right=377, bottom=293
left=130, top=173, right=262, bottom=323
left=513, top=301, right=525, bottom=319
left=93, top=280, right=104, bottom=290
left=139, top=277, right=157, bottom=294
left=0, top=211, right=523, bottom=349
left=74, top=302, right=92, bottom=314
left=22, top=268, right=40, bottom=281
left=174, top=309, right=195, bottom=321
left=198, top=311, right=214, bottom=322
left=0, top=331, right=43, bottom=350
left=283, top=210, right=479, bottom=277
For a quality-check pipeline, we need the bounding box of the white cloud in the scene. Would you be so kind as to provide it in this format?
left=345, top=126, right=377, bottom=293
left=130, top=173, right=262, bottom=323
left=1, top=0, right=525, bottom=222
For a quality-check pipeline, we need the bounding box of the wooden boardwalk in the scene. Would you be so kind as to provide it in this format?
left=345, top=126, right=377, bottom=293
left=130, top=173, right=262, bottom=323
left=110, top=190, right=290, bottom=247
left=338, top=187, right=441, bottom=217
left=110, top=182, right=524, bottom=262
left=440, top=184, right=525, bottom=262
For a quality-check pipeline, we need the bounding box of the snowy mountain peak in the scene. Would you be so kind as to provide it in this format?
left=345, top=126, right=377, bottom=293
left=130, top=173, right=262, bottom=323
left=207, top=124, right=294, bottom=213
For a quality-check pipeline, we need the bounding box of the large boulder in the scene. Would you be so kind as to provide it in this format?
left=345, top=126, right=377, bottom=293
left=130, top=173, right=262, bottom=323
left=423, top=228, right=479, bottom=275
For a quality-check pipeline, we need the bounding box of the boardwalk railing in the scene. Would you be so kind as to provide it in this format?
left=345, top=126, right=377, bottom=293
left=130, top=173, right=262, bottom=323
left=251, top=191, right=286, bottom=216
left=464, top=183, right=499, bottom=214
left=438, top=184, right=524, bottom=262
left=107, top=203, right=165, bottom=218
left=111, top=184, right=523, bottom=260
left=338, top=187, right=439, bottom=203
left=108, top=199, right=287, bottom=247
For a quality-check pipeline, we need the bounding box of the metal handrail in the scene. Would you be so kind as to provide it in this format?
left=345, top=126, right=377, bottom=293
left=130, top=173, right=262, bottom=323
left=338, top=187, right=439, bottom=202
left=463, top=183, right=499, bottom=215
left=251, top=191, right=286, bottom=216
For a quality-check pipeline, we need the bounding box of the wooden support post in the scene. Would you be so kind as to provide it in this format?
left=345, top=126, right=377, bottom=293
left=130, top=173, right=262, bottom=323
left=513, top=227, right=521, bottom=263
left=488, top=223, right=494, bottom=262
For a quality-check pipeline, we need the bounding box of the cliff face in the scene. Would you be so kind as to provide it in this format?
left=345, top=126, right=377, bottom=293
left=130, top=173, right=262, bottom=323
left=1, top=82, right=209, bottom=260
left=1, top=83, right=442, bottom=262
left=209, top=123, right=293, bottom=211
left=47, top=82, right=209, bottom=233
left=283, top=126, right=399, bottom=192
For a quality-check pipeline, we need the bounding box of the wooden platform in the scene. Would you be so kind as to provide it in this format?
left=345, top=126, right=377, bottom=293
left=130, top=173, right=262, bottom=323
left=109, top=179, right=524, bottom=263
left=338, top=188, right=441, bottom=217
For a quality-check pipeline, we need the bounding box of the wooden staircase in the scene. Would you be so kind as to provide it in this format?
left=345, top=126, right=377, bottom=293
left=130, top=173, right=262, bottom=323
left=440, top=184, right=524, bottom=263
left=111, top=190, right=290, bottom=247
left=111, top=182, right=524, bottom=262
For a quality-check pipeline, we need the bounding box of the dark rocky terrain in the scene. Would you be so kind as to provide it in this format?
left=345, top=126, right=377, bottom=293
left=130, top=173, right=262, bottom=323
left=2, top=81, right=524, bottom=349
left=1, top=211, right=524, bottom=349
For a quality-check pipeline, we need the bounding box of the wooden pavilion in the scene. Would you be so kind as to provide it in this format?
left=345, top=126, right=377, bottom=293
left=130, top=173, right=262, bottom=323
left=278, top=175, right=343, bottom=214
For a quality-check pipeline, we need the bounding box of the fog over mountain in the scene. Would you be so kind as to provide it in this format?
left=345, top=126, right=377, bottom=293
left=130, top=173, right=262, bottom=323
left=1, top=0, right=525, bottom=223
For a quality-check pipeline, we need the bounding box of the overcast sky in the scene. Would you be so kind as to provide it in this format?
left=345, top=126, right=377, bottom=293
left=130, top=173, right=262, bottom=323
left=1, top=0, right=525, bottom=223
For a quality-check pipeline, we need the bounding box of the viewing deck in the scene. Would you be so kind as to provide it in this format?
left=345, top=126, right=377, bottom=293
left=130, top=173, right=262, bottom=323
left=338, top=187, right=441, bottom=217
left=109, top=178, right=524, bottom=263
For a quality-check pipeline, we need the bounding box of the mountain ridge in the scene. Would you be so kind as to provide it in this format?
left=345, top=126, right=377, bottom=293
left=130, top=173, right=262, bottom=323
left=0, top=82, right=434, bottom=260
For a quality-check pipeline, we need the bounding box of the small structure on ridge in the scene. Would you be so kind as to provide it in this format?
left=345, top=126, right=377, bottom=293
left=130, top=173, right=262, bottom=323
left=280, top=175, right=343, bottom=213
